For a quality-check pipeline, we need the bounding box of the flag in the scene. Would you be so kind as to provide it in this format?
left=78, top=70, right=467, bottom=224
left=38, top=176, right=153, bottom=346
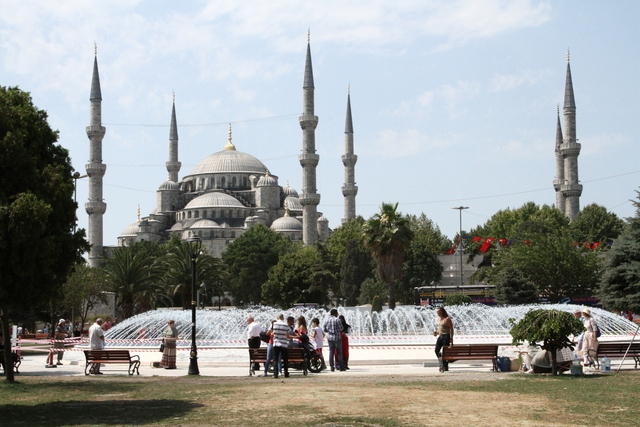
left=471, top=236, right=482, bottom=242
left=498, top=238, right=508, bottom=247
left=479, top=238, right=496, bottom=253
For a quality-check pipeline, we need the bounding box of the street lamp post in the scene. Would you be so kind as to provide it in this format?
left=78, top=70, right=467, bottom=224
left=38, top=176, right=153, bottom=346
left=72, top=172, right=88, bottom=232
left=451, top=206, right=469, bottom=290
left=186, top=234, right=202, bottom=376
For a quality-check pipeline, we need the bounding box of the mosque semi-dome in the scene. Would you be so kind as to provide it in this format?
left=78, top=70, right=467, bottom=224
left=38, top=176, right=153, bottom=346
left=257, top=172, right=278, bottom=187
left=189, top=219, right=221, bottom=229
left=284, top=196, right=303, bottom=212
left=184, top=192, right=246, bottom=209
left=120, top=222, right=140, bottom=237
left=270, top=214, right=303, bottom=232
left=190, top=149, right=268, bottom=176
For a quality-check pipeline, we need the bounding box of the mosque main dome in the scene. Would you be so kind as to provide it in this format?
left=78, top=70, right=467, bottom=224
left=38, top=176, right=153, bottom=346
left=190, top=148, right=268, bottom=175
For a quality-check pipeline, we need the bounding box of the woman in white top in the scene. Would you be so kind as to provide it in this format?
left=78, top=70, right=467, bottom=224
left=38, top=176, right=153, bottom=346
left=310, top=318, right=326, bottom=370
left=579, top=308, right=599, bottom=366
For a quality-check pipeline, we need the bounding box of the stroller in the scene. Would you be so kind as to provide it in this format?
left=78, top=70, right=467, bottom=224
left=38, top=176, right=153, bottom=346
left=266, top=334, right=324, bottom=374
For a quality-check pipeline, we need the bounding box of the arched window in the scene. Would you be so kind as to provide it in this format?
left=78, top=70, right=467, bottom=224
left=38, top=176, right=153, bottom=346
left=221, top=176, right=226, bottom=187
left=195, top=210, right=200, bottom=218
left=232, top=176, right=237, bottom=187
left=188, top=211, right=192, bottom=219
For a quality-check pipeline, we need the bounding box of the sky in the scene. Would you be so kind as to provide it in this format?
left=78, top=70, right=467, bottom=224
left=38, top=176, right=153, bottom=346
left=1, top=0, right=639, bottom=245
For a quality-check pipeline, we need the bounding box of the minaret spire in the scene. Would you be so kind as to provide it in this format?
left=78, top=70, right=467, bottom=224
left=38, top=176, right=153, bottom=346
left=299, top=35, right=320, bottom=245
left=85, top=47, right=107, bottom=267
left=553, top=106, right=565, bottom=213
left=166, top=94, right=181, bottom=182
left=558, top=53, right=582, bottom=220
left=342, top=89, right=357, bottom=222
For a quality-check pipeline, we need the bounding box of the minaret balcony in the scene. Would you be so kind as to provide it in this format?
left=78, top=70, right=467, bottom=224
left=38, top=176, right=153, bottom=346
left=342, top=185, right=358, bottom=197
left=560, top=183, right=583, bottom=197
left=299, top=193, right=320, bottom=206
left=298, top=114, right=318, bottom=129
left=299, top=153, right=319, bottom=167
left=341, top=154, right=358, bottom=166
left=85, top=125, right=106, bottom=138
left=166, top=161, right=182, bottom=172
left=85, top=200, right=106, bottom=215
left=85, top=162, right=106, bottom=177
left=559, top=141, right=581, bottom=156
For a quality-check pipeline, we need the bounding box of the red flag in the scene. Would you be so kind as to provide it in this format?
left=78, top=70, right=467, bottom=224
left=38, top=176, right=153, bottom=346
left=498, top=238, right=508, bottom=246
left=522, top=240, right=531, bottom=245
left=471, top=236, right=482, bottom=242
left=590, top=242, right=602, bottom=249
left=479, top=238, right=496, bottom=253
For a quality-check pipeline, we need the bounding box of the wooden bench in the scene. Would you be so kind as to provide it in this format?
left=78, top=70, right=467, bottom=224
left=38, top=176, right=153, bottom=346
left=84, top=350, right=140, bottom=375
left=0, top=350, right=22, bottom=374
left=595, top=342, right=640, bottom=369
left=249, top=347, right=308, bottom=376
left=442, top=345, right=499, bottom=371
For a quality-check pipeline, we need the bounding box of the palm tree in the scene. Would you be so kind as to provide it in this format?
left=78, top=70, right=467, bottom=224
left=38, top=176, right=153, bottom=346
left=160, top=237, right=227, bottom=309
left=103, top=242, right=166, bottom=318
left=362, top=203, right=414, bottom=309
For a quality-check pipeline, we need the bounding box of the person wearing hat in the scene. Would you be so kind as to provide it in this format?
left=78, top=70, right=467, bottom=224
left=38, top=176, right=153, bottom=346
left=578, top=308, right=599, bottom=366
left=45, top=319, right=68, bottom=368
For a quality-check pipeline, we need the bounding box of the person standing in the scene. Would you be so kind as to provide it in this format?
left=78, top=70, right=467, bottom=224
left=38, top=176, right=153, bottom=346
left=46, top=319, right=68, bottom=368
left=339, top=315, right=352, bottom=370
left=323, top=309, right=344, bottom=371
left=88, top=318, right=105, bottom=374
left=579, top=308, right=599, bottom=366
left=272, top=314, right=294, bottom=378
left=263, top=320, right=276, bottom=377
left=310, top=318, right=326, bottom=370
left=433, top=307, right=454, bottom=372
left=161, top=320, right=178, bottom=369
left=246, top=316, right=263, bottom=371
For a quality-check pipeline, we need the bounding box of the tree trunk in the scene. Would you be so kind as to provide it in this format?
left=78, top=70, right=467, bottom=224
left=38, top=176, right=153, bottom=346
left=1, top=309, right=15, bottom=383
left=550, top=347, right=558, bottom=376
left=388, top=281, right=397, bottom=310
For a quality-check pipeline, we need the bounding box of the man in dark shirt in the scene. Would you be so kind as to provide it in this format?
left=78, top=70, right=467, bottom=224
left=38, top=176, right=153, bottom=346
left=323, top=309, right=344, bottom=371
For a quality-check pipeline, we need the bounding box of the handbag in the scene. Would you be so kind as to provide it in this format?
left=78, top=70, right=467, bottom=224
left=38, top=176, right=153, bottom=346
left=159, top=339, right=165, bottom=352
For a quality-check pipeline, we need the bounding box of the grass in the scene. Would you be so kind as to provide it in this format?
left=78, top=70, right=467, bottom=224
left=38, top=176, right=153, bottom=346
left=0, top=372, right=639, bottom=426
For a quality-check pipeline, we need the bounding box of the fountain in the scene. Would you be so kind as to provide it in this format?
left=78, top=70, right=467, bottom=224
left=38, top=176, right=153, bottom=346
left=105, top=304, right=638, bottom=348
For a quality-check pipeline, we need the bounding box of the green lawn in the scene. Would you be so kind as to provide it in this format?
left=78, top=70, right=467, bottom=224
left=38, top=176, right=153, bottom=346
left=0, top=372, right=638, bottom=426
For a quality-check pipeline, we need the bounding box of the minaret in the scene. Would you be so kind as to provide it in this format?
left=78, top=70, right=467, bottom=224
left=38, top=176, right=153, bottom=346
left=553, top=106, right=565, bottom=213
left=298, top=33, right=320, bottom=245
left=166, top=93, right=181, bottom=182
left=85, top=47, right=107, bottom=267
left=559, top=51, right=582, bottom=220
left=341, top=89, right=358, bottom=222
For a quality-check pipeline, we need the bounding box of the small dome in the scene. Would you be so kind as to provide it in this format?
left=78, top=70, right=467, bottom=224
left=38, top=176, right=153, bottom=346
left=184, top=192, right=245, bottom=209
left=284, top=196, right=303, bottom=212
left=158, top=180, right=179, bottom=191
left=257, top=172, right=278, bottom=187
left=318, top=214, right=328, bottom=223
left=189, top=219, right=220, bottom=229
left=282, top=184, right=298, bottom=198
left=169, top=222, right=183, bottom=231
left=270, top=214, right=302, bottom=232
left=119, top=222, right=139, bottom=237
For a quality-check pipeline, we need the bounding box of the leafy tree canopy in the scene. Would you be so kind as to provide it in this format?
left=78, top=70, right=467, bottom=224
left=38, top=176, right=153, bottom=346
left=443, top=293, right=472, bottom=306
left=510, top=309, right=583, bottom=375
left=62, top=263, right=108, bottom=331
left=492, top=267, right=538, bottom=305
left=262, top=246, right=335, bottom=308
left=599, top=189, right=640, bottom=313
left=569, top=203, right=625, bottom=243
left=222, top=225, right=293, bottom=305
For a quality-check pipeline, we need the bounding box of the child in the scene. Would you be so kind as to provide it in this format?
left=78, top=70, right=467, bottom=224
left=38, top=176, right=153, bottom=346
left=309, top=318, right=326, bottom=370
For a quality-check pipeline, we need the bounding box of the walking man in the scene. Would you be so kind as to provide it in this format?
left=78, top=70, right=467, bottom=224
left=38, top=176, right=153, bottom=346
left=272, top=314, right=294, bottom=378
left=246, top=316, right=263, bottom=372
left=323, top=309, right=344, bottom=371
left=89, top=318, right=105, bottom=374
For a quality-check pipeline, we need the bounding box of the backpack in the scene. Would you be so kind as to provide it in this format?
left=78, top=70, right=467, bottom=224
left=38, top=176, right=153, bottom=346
left=259, top=330, right=271, bottom=344
left=595, top=324, right=601, bottom=338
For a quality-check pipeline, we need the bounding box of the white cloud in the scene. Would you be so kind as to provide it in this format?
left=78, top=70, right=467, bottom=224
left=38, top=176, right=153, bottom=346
left=489, top=69, right=549, bottom=92
left=415, top=80, right=480, bottom=117
left=580, top=133, right=630, bottom=156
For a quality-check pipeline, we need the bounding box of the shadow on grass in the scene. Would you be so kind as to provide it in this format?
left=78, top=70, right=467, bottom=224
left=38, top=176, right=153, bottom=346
left=0, top=399, right=203, bottom=426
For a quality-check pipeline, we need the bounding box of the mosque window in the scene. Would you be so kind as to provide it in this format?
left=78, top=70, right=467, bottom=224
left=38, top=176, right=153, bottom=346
left=232, top=176, right=237, bottom=187
left=221, top=176, right=226, bottom=187
left=194, top=210, right=199, bottom=218
left=188, top=211, right=192, bottom=219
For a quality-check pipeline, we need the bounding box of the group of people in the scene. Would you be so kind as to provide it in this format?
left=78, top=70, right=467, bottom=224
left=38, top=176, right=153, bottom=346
left=45, top=317, right=115, bottom=369
left=246, top=308, right=353, bottom=377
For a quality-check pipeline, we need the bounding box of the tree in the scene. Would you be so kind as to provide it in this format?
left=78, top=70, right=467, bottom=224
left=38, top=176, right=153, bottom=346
left=325, top=218, right=374, bottom=304
left=159, top=237, right=227, bottom=308
left=103, top=242, right=166, bottom=318
left=363, top=203, right=414, bottom=309
left=492, top=267, right=538, bottom=305
left=262, top=246, right=335, bottom=308
left=358, top=277, right=388, bottom=310
left=510, top=309, right=584, bottom=375
left=490, top=231, right=601, bottom=302
left=62, top=264, right=108, bottom=333
left=570, top=203, right=625, bottom=244
left=599, top=189, right=640, bottom=313
left=399, top=214, right=447, bottom=304
left=0, top=87, right=87, bottom=382
left=222, top=225, right=293, bottom=305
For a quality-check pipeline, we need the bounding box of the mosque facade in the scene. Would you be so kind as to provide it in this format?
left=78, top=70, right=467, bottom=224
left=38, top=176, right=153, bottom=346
left=85, top=41, right=357, bottom=265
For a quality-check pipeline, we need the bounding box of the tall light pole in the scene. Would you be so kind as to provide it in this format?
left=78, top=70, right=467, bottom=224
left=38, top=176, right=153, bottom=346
left=451, top=206, right=469, bottom=290
left=72, top=172, right=88, bottom=232
left=186, top=234, right=202, bottom=375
